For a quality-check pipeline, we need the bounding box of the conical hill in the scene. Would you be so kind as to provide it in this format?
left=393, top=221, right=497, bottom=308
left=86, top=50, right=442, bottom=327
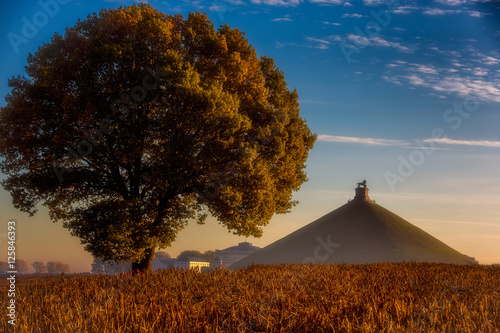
left=230, top=185, right=475, bottom=269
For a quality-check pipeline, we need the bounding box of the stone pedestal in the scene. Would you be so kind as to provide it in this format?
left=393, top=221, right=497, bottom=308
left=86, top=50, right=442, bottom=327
left=353, top=186, right=372, bottom=202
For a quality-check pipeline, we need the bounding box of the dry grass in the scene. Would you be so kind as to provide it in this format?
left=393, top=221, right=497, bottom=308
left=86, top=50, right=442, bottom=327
left=1, top=263, right=499, bottom=332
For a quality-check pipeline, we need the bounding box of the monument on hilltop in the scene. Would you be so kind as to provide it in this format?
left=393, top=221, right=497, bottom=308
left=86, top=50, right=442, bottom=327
left=230, top=181, right=476, bottom=269
left=353, top=180, right=374, bottom=203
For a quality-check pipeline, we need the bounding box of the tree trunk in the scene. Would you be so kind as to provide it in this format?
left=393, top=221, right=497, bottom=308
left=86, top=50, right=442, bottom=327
left=132, top=247, right=155, bottom=274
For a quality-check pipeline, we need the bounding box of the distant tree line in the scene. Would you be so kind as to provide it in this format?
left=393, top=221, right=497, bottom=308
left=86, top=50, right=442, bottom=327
left=0, top=260, right=71, bottom=275
left=33, top=261, right=71, bottom=274
left=0, top=259, right=29, bottom=274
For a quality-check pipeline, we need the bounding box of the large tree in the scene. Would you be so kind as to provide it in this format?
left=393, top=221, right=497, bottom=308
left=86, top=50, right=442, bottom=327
left=0, top=5, right=316, bottom=272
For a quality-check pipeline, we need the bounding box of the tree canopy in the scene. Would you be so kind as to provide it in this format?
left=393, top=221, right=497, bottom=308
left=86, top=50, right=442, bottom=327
left=0, top=4, right=316, bottom=272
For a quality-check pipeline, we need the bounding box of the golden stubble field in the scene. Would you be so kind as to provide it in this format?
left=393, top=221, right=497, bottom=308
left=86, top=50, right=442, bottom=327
left=1, top=263, right=499, bottom=332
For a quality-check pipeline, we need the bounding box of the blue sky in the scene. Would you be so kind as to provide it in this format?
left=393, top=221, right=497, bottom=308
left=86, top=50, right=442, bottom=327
left=1, top=0, right=499, bottom=271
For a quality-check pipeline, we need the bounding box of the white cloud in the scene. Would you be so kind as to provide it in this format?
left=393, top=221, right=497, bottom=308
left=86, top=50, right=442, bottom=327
left=322, top=21, right=342, bottom=26
left=328, top=35, right=343, bottom=42
left=309, top=0, right=346, bottom=3
left=405, top=75, right=426, bottom=86
left=393, top=6, right=419, bottom=14
left=477, top=54, right=500, bottom=65
left=346, top=34, right=368, bottom=46
left=434, top=0, right=492, bottom=5
left=424, top=8, right=461, bottom=15
left=423, top=7, right=487, bottom=17
left=315, top=44, right=329, bottom=50
left=280, top=36, right=332, bottom=50
left=472, top=67, right=489, bottom=76
left=468, top=10, right=483, bottom=17
left=386, top=61, right=439, bottom=75
left=341, top=13, right=363, bottom=18
left=272, top=17, right=293, bottom=21
left=429, top=46, right=461, bottom=58
left=385, top=56, right=500, bottom=103
left=415, top=64, right=438, bottom=74
left=371, top=37, right=412, bottom=53
left=347, top=35, right=413, bottom=53
left=387, top=72, right=500, bottom=103
left=362, top=0, right=388, bottom=5
left=205, top=0, right=492, bottom=9
left=250, top=0, right=301, bottom=5
left=451, top=60, right=465, bottom=67
left=317, top=135, right=408, bottom=146
left=345, top=34, right=412, bottom=53
left=434, top=0, right=467, bottom=4
left=318, top=135, right=500, bottom=149
left=306, top=37, right=330, bottom=44
left=422, top=138, right=500, bottom=147
left=305, top=37, right=330, bottom=49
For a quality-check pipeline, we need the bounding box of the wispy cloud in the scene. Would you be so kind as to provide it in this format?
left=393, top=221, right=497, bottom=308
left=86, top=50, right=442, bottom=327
left=434, top=0, right=467, bottom=4
left=384, top=72, right=500, bottom=102
left=318, top=135, right=500, bottom=148
left=422, top=138, right=500, bottom=147
left=203, top=0, right=490, bottom=19
left=299, top=34, right=414, bottom=53
left=429, top=46, right=461, bottom=58
left=317, top=135, right=408, bottom=146
left=341, top=13, right=363, bottom=18
left=476, top=53, right=500, bottom=66
left=250, top=0, right=301, bottom=5
left=472, top=67, right=489, bottom=76
left=415, top=64, right=439, bottom=74
left=272, top=17, right=293, bottom=21
left=306, top=37, right=330, bottom=44
left=201, top=0, right=493, bottom=10
left=424, top=8, right=461, bottom=15
left=468, top=10, right=484, bottom=17
left=304, top=37, right=330, bottom=49
left=309, top=0, right=346, bottom=4
left=434, top=0, right=492, bottom=5
left=423, top=8, right=486, bottom=17
left=322, top=21, right=341, bottom=26
left=346, top=34, right=413, bottom=53
left=393, top=6, right=419, bottom=14
left=362, top=0, right=388, bottom=5
left=384, top=57, right=500, bottom=103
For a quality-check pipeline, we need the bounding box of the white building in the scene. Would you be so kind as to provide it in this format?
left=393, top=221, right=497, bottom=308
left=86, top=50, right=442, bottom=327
left=174, top=257, right=210, bottom=272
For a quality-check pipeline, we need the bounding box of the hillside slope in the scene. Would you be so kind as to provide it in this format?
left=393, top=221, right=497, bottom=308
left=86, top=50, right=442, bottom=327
left=230, top=201, right=475, bottom=269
